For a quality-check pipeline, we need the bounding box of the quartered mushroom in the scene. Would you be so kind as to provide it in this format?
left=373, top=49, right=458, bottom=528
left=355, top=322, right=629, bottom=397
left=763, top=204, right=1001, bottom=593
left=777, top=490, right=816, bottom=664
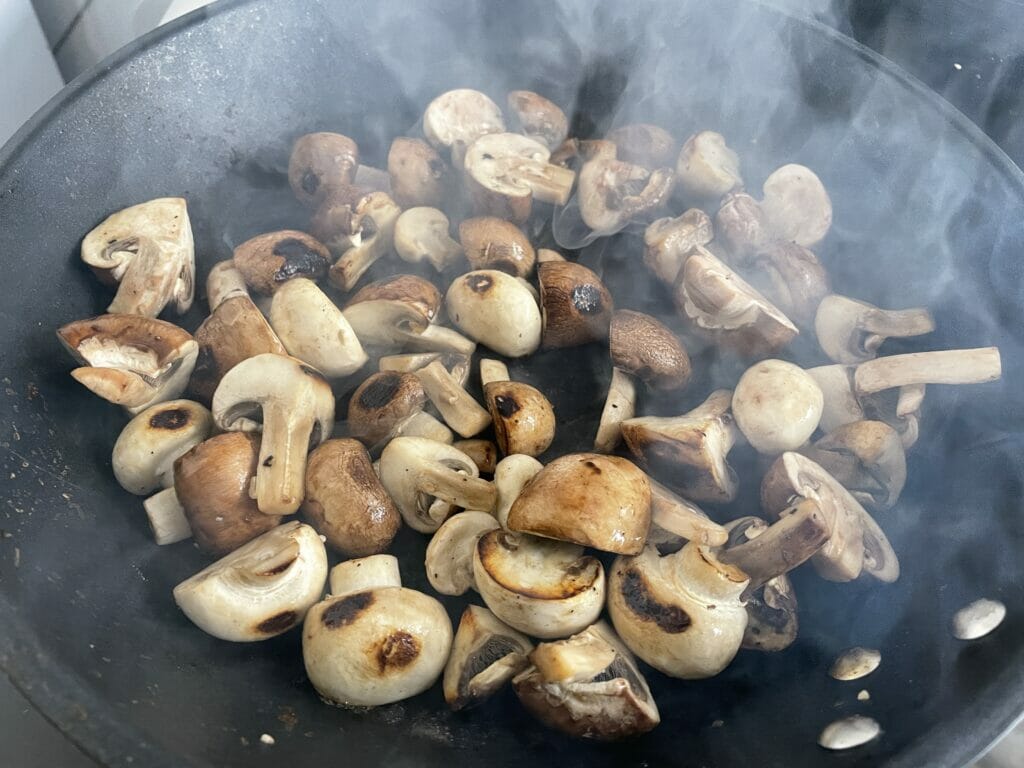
left=675, top=131, right=742, bottom=199
left=761, top=163, right=833, bottom=248
left=480, top=359, right=556, bottom=456
left=387, top=137, right=452, bottom=209
left=347, top=370, right=429, bottom=447
left=829, top=646, right=882, bottom=681
left=288, top=132, right=360, bottom=207
left=205, top=260, right=250, bottom=311
left=57, top=314, right=199, bottom=415
left=459, top=216, right=536, bottom=277
left=742, top=241, right=831, bottom=328
left=320, top=190, right=402, bottom=292
left=621, top=389, right=739, bottom=503
left=303, top=554, right=452, bottom=707
left=378, top=437, right=496, bottom=533
left=444, top=605, right=533, bottom=711
left=393, top=207, right=463, bottom=272
left=577, top=141, right=675, bottom=236
left=607, top=123, right=677, bottom=170
left=513, top=621, right=660, bottom=740
left=425, top=511, right=501, bottom=596
left=423, top=88, right=505, bottom=165
left=648, top=480, right=728, bottom=547
left=211, top=353, right=335, bottom=516
left=643, top=208, right=714, bottom=285
left=269, top=278, right=368, bottom=378
left=800, top=421, right=907, bottom=511
left=302, top=439, right=401, bottom=557
left=81, top=197, right=195, bottom=317
left=593, top=368, right=637, bottom=453
left=815, top=295, right=935, bottom=364
left=415, top=359, right=492, bottom=438
left=233, top=230, right=332, bottom=295
left=508, top=453, right=651, bottom=556
left=445, top=270, right=542, bottom=357
left=732, top=359, right=824, bottom=454
left=607, top=540, right=749, bottom=679
left=173, top=521, right=327, bottom=642
left=714, top=192, right=770, bottom=261
left=452, top=439, right=498, bottom=475
left=506, top=90, right=569, bottom=151
left=493, top=454, right=544, bottom=529
left=473, top=529, right=606, bottom=639
left=609, top=309, right=691, bottom=391
left=538, top=260, right=614, bottom=348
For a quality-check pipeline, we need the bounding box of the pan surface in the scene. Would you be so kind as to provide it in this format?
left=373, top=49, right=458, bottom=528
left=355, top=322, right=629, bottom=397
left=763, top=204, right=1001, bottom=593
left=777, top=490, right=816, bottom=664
left=2, top=1, right=1024, bottom=766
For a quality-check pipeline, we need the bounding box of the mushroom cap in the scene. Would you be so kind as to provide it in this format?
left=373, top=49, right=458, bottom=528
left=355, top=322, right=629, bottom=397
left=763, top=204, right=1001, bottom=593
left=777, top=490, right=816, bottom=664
left=761, top=163, right=832, bottom=247
left=538, top=261, right=614, bottom=348
left=174, top=431, right=280, bottom=555
left=494, top=454, right=544, bottom=529
left=675, top=131, right=742, bottom=199
left=643, top=208, right=714, bottom=285
left=609, top=309, right=692, bottom=391
left=345, top=273, right=441, bottom=325
left=714, top=192, right=770, bottom=262
left=506, top=90, right=569, bottom=151
left=443, top=605, right=533, bottom=711
left=459, top=217, right=536, bottom=278
left=173, top=521, right=328, bottom=642
left=807, top=364, right=864, bottom=434
left=302, top=586, right=453, bottom=707
left=746, top=241, right=830, bottom=328
left=347, top=371, right=427, bottom=447
left=473, top=530, right=605, bottom=639
left=232, top=230, right=332, bottom=295
left=308, top=184, right=374, bottom=255
left=288, top=132, right=360, bottom=207
left=423, top=88, right=505, bottom=154
left=393, top=207, right=463, bottom=272
left=507, top=453, right=651, bottom=555
left=578, top=154, right=675, bottom=236
left=445, top=270, right=542, bottom=358
left=112, top=399, right=213, bottom=495
left=801, top=420, right=906, bottom=511
left=302, top=439, right=401, bottom=557
left=732, top=359, right=824, bottom=454
left=483, top=379, right=556, bottom=457
left=607, top=123, right=677, bottom=170
left=387, top=137, right=451, bottom=209
left=814, top=294, right=935, bottom=365
left=425, top=511, right=501, bottom=596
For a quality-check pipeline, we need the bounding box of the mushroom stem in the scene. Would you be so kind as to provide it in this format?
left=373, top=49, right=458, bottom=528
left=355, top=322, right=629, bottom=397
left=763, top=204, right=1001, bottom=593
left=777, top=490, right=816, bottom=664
left=513, top=161, right=577, bottom=205
left=594, top=369, right=637, bottom=453
left=394, top=411, right=455, bottom=444
left=252, top=401, right=316, bottom=515
left=480, top=359, right=511, bottom=386
left=403, top=325, right=478, bottom=356
left=417, top=461, right=497, bottom=513
left=854, top=347, right=1001, bottom=394
left=206, top=260, right=249, bottom=311
left=328, top=554, right=402, bottom=596
left=649, top=480, right=728, bottom=546
left=144, top=487, right=192, bottom=545
left=416, top=360, right=492, bottom=438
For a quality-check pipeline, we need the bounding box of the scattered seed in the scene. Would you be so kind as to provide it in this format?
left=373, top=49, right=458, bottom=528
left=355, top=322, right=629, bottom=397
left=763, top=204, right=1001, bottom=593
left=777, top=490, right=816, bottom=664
left=818, top=715, right=881, bottom=751
left=260, top=733, right=275, bottom=746
left=857, top=689, right=870, bottom=701
left=952, top=598, right=1005, bottom=640
left=829, top=647, right=881, bottom=681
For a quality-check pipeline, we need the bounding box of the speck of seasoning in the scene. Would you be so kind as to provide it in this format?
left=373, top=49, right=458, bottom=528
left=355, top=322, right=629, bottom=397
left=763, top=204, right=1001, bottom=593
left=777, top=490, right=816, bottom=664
left=260, top=733, right=275, bottom=745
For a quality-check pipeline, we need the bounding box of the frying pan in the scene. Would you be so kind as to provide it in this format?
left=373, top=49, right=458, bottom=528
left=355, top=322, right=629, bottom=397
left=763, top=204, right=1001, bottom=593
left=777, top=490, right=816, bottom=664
left=2, top=1, right=1024, bottom=766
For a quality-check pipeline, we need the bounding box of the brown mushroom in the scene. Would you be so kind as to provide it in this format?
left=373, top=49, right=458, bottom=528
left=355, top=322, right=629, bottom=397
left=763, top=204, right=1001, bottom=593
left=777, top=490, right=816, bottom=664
left=288, top=132, right=359, bottom=207
left=347, top=371, right=428, bottom=447
left=387, top=137, right=452, bottom=209
left=452, top=439, right=499, bottom=475
left=643, top=208, right=714, bottom=285
left=800, top=421, right=907, bottom=511
left=538, top=260, right=614, bottom=348
left=323, top=191, right=402, bottom=292
left=459, top=216, right=536, bottom=278
left=480, top=359, right=555, bottom=457
left=232, top=230, right=332, bottom=295
left=609, top=310, right=691, bottom=391
left=743, top=241, right=831, bottom=328
left=506, top=90, right=569, bottom=151
left=577, top=142, right=675, bottom=236
left=607, top=123, right=677, bottom=169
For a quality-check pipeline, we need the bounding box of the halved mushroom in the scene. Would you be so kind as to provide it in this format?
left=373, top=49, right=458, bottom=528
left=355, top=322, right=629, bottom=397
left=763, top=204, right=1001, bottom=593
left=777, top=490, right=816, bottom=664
left=643, top=208, right=714, bottom=285
left=173, top=521, right=327, bottom=641
left=387, top=137, right=452, bottom=209
left=81, top=197, right=194, bottom=317
left=494, top=454, right=544, bottom=529
left=57, top=314, right=199, bottom=415
left=648, top=480, right=728, bottom=547
left=415, top=359, right=492, bottom=438
left=609, top=309, right=691, bottom=391
left=621, top=389, right=739, bottom=503
left=480, top=359, right=556, bottom=457
left=593, top=368, right=637, bottom=454
left=205, top=260, right=249, bottom=311
left=444, top=605, right=533, bottom=711
left=675, top=131, right=742, bottom=199
left=233, top=230, right=332, bottom=295
left=464, top=132, right=577, bottom=223
left=800, top=421, right=907, bottom=511
left=288, top=132, right=360, bottom=207
left=607, top=541, right=749, bottom=679
left=324, top=191, right=402, bottom=292
left=473, top=529, right=605, bottom=639
left=743, top=241, right=831, bottom=328
left=732, top=359, right=824, bottom=454
left=269, top=278, right=367, bottom=378
left=303, top=554, right=452, bottom=707
left=425, top=511, right=501, bottom=595
left=673, top=245, right=798, bottom=356
left=379, top=350, right=472, bottom=387
left=506, top=91, right=569, bottom=151
left=577, top=141, right=675, bottom=236
left=452, top=439, right=498, bottom=475
left=538, top=260, right=614, bottom=348
left=423, top=88, right=505, bottom=165
left=714, top=192, right=770, bottom=262
left=347, top=371, right=427, bottom=447
left=459, top=217, right=536, bottom=278
left=445, top=270, right=542, bottom=357
left=211, top=353, right=334, bottom=516
left=378, top=437, right=496, bottom=533
left=815, top=295, right=935, bottom=364
left=760, top=163, right=832, bottom=247
left=393, top=207, right=463, bottom=273
left=607, top=123, right=677, bottom=170
left=513, top=621, right=660, bottom=740
left=302, top=439, right=401, bottom=557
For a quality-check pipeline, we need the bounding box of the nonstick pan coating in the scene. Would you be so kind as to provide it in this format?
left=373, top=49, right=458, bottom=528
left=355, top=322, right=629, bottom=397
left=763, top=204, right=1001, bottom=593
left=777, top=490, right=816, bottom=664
left=2, top=1, right=1024, bottom=766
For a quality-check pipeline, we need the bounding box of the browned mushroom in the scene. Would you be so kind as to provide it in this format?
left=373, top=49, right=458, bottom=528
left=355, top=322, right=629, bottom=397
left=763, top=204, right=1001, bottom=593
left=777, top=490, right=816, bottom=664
left=347, top=371, right=428, bottom=447
left=643, top=208, right=714, bottom=285
left=675, top=131, right=742, bottom=199
left=323, top=192, right=402, bottom=292
left=577, top=141, right=675, bottom=236
left=609, top=310, right=691, bottom=391
left=480, top=359, right=556, bottom=457
left=387, top=137, right=452, bottom=209
left=506, top=90, right=569, bottom=151
left=743, top=241, right=830, bottom=328
left=459, top=216, right=536, bottom=277
left=232, top=230, right=332, bottom=295
left=714, top=192, right=770, bottom=262
left=538, top=260, right=614, bottom=348
left=288, top=132, right=360, bottom=207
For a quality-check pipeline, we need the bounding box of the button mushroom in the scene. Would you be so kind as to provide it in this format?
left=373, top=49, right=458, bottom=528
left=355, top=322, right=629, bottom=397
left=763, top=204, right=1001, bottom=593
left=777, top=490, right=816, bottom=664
left=607, top=123, right=677, bottom=170
left=459, top=216, right=536, bottom=278
left=506, top=90, right=569, bottom=151
left=322, top=191, right=402, bottom=292
left=538, top=260, right=614, bottom=348
left=423, top=88, right=505, bottom=165
left=513, top=621, right=660, bottom=740
left=387, top=137, right=452, bottom=209
left=211, top=353, right=335, bottom=516
left=800, top=421, right=907, bottom=511
left=393, top=207, right=463, bottom=273
left=288, top=132, right=360, bottom=207
left=445, top=270, right=542, bottom=357
left=473, top=529, right=605, bottom=639
left=609, top=309, right=691, bottom=391
left=233, top=230, right=332, bottom=295
left=205, top=260, right=250, bottom=311
left=675, top=131, right=742, bottom=199
left=643, top=208, right=714, bottom=285
left=415, top=359, right=492, bottom=438
left=80, top=197, right=194, bottom=317
left=507, top=453, right=651, bottom=556
left=732, top=359, right=824, bottom=454
left=577, top=141, right=675, bottom=236
left=493, top=454, right=544, bottom=529
left=303, top=554, right=452, bottom=707
left=173, top=521, right=327, bottom=641
left=815, top=295, right=935, bottom=364
left=57, top=314, right=199, bottom=415
left=593, top=368, right=637, bottom=454
left=480, top=359, right=555, bottom=457
left=760, top=163, right=833, bottom=248
left=347, top=370, right=428, bottom=447
left=425, top=511, right=501, bottom=596
left=443, top=605, right=533, bottom=711
left=302, top=438, right=401, bottom=557
left=807, top=364, right=864, bottom=434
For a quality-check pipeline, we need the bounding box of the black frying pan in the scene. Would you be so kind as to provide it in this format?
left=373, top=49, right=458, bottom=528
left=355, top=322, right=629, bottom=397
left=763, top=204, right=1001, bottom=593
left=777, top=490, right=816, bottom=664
left=2, top=1, right=1024, bottom=766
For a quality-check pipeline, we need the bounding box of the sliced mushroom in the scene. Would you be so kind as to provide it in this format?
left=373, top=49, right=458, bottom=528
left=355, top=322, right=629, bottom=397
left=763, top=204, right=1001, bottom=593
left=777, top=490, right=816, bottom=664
left=211, top=353, right=334, bottom=516
left=173, top=521, right=327, bottom=641
left=760, top=163, right=832, bottom=247
left=57, top=314, right=199, bottom=415
left=607, top=541, right=749, bottom=679
left=415, top=359, right=492, bottom=438
left=479, top=359, right=555, bottom=456
left=342, top=274, right=447, bottom=351
left=815, top=295, right=935, bottom=364
left=714, top=192, right=770, bottom=262
left=445, top=270, right=542, bottom=357
left=288, top=132, right=360, bottom=207
left=506, top=90, right=569, bottom=150
left=508, top=453, right=651, bottom=556
left=347, top=371, right=427, bottom=447
left=459, top=217, right=536, bottom=278
left=607, top=123, right=676, bottom=170
left=423, top=88, right=505, bottom=164
left=444, top=605, right=533, bottom=711
left=269, top=278, right=367, bottom=378
left=81, top=197, right=194, bottom=317
left=743, top=241, right=831, bottom=328
left=302, top=439, right=400, bottom=557
left=621, top=389, right=739, bottom=503
left=174, top=432, right=280, bottom=555
left=378, top=437, right=496, bottom=533
left=232, top=230, right=332, bottom=295
left=593, top=368, right=637, bottom=454
left=853, top=347, right=1002, bottom=395
left=801, top=421, right=906, bottom=510
left=513, top=621, right=660, bottom=740
left=494, top=454, right=544, bottom=529
left=303, top=554, right=452, bottom=707
left=387, top=137, right=452, bottom=209
left=452, top=439, right=498, bottom=475
left=577, top=142, right=675, bottom=236
left=643, top=208, right=714, bottom=285
left=609, top=309, right=691, bottom=391
left=675, top=131, right=742, bottom=199
left=393, top=207, right=463, bottom=272
left=324, top=191, right=402, bottom=292
left=425, top=511, right=501, bottom=595
left=732, top=359, right=824, bottom=454
left=206, top=260, right=249, bottom=311
left=473, top=529, right=605, bottom=639
left=648, top=480, right=728, bottom=547
left=673, top=245, right=798, bottom=356
left=538, top=260, right=614, bottom=348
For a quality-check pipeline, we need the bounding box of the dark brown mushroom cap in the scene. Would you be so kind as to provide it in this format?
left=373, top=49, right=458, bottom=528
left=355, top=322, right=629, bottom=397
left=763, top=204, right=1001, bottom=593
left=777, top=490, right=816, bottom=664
left=173, top=432, right=279, bottom=555
left=232, top=230, right=332, bottom=295
left=609, top=310, right=692, bottom=391
left=745, top=241, right=830, bottom=328
left=302, top=439, right=401, bottom=557
left=506, top=90, right=569, bottom=150
left=347, top=371, right=427, bottom=446
left=459, top=217, right=536, bottom=278
left=288, top=132, right=359, bottom=207
left=714, top=192, right=770, bottom=263
left=606, top=124, right=677, bottom=170
left=538, top=261, right=614, bottom=348
left=483, top=380, right=556, bottom=457
left=387, top=137, right=451, bottom=209
left=344, top=274, right=442, bottom=325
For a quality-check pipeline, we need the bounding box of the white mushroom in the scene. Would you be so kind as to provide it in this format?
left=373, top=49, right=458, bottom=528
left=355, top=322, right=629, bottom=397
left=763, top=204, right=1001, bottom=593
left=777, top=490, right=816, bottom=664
left=415, top=359, right=492, bottom=438
left=443, top=605, right=533, bottom=710
left=853, top=347, right=1002, bottom=395
left=493, top=454, right=544, bottom=529
left=815, top=295, right=935, bottom=364
left=761, top=163, right=832, bottom=247
left=593, top=368, right=637, bottom=453
left=393, top=207, right=463, bottom=272
left=445, top=270, right=542, bottom=358
left=206, top=260, right=249, bottom=311
left=732, top=359, right=824, bottom=454
left=423, top=88, right=505, bottom=164
left=325, top=192, right=402, bottom=292
left=112, top=399, right=212, bottom=495
left=807, top=364, right=864, bottom=433
left=675, top=131, right=742, bottom=199
left=425, top=511, right=501, bottom=595
left=480, top=360, right=556, bottom=457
